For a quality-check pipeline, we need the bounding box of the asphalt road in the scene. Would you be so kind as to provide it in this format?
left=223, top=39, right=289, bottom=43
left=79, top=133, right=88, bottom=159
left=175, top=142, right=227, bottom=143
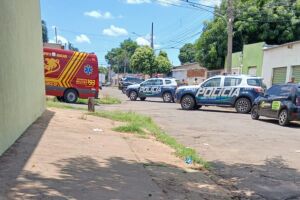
left=99, top=87, right=300, bottom=199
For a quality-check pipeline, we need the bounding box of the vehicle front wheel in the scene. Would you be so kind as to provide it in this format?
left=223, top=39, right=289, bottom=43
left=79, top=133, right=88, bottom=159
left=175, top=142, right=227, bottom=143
left=251, top=105, right=260, bottom=120
left=278, top=109, right=289, bottom=126
left=129, top=91, right=138, bottom=101
left=140, top=97, right=146, bottom=101
left=235, top=98, right=251, bottom=113
left=64, top=89, right=78, bottom=103
left=162, top=92, right=173, bottom=103
left=181, top=95, right=195, bottom=110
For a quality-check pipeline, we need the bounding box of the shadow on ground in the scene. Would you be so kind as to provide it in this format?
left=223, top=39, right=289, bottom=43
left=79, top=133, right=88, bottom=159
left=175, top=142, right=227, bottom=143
left=211, top=157, right=300, bottom=200
left=0, top=110, right=55, bottom=199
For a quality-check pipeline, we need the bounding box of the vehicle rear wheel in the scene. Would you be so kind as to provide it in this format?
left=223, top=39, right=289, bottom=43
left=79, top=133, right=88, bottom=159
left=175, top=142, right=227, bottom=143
left=140, top=97, right=146, bottom=101
left=64, top=89, right=78, bottom=103
left=181, top=95, right=195, bottom=110
left=129, top=91, right=138, bottom=101
left=251, top=105, right=260, bottom=120
left=122, top=88, right=127, bottom=94
left=235, top=98, right=251, bottom=113
left=278, top=109, right=289, bottom=126
left=162, top=92, right=172, bottom=103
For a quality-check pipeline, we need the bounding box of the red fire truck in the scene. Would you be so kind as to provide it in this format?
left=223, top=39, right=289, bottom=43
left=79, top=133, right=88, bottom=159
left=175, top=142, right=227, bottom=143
left=43, top=47, right=99, bottom=103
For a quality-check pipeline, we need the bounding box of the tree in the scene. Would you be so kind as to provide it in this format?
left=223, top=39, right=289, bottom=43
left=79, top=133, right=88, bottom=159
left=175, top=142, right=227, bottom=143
left=155, top=53, right=172, bottom=74
left=130, top=46, right=156, bottom=75
left=105, top=39, right=139, bottom=73
left=194, top=0, right=300, bottom=69
left=178, top=43, right=196, bottom=64
left=42, top=20, right=48, bottom=43
left=98, top=66, right=108, bottom=74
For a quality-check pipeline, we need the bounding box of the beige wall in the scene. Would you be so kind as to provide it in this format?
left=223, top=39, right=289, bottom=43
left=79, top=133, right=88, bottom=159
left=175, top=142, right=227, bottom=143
left=0, top=0, right=45, bottom=155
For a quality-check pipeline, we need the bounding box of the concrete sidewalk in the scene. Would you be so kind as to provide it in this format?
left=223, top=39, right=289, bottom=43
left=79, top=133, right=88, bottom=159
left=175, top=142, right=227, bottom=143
left=0, top=108, right=230, bottom=200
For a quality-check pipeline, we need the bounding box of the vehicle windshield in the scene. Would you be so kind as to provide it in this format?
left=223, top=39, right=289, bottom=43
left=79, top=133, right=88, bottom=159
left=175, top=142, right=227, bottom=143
left=247, top=78, right=263, bottom=87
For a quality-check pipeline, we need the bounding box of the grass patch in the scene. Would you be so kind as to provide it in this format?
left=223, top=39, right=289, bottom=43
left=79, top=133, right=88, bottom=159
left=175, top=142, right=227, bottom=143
left=77, top=95, right=121, bottom=105
left=90, top=111, right=209, bottom=168
left=46, top=99, right=86, bottom=110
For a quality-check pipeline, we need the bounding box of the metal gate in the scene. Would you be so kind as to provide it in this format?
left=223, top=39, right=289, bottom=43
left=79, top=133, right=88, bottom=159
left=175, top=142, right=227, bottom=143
left=272, top=67, right=287, bottom=85
left=292, top=66, right=300, bottom=83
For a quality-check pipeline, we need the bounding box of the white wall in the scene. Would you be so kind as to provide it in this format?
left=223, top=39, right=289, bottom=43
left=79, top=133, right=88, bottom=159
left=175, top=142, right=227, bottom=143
left=172, top=70, right=187, bottom=81
left=262, top=43, right=300, bottom=88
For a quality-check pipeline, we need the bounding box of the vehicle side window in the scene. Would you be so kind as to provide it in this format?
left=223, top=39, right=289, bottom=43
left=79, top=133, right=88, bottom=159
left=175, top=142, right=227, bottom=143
left=153, top=79, right=163, bottom=86
left=224, top=78, right=242, bottom=87
left=267, top=85, right=293, bottom=97
left=165, top=80, right=172, bottom=85
left=247, top=79, right=262, bottom=87
left=202, top=78, right=221, bottom=87
left=142, top=80, right=152, bottom=86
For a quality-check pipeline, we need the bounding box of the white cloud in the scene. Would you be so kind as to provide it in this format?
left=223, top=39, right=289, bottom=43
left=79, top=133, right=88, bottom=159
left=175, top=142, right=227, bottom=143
left=75, top=34, right=91, bottom=44
left=102, top=25, right=128, bottom=37
left=126, top=0, right=150, bottom=4
left=136, top=37, right=151, bottom=46
left=135, top=34, right=160, bottom=48
left=84, top=10, right=113, bottom=19
left=126, top=0, right=179, bottom=6
left=198, top=0, right=221, bottom=6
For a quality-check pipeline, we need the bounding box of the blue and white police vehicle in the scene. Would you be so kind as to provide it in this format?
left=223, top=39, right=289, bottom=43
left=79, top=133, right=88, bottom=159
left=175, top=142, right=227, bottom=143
left=175, top=75, right=264, bottom=113
left=126, top=78, right=178, bottom=102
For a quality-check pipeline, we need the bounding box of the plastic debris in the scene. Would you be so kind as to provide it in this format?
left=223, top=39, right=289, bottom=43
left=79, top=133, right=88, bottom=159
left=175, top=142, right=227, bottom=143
left=185, top=156, right=193, bottom=164
left=93, top=128, right=103, bottom=132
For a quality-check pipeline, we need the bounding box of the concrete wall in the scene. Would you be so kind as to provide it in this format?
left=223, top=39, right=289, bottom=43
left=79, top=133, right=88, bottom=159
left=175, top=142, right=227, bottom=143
left=242, top=42, right=265, bottom=76
left=0, top=0, right=45, bottom=155
left=262, top=42, right=300, bottom=88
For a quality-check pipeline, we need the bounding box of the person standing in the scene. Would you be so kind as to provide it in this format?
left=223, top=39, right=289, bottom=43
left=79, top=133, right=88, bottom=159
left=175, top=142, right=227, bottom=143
left=193, top=78, right=198, bottom=85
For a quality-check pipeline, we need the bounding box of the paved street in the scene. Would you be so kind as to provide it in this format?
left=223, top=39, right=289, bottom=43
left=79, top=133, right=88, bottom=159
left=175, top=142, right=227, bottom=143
left=99, top=87, right=300, bottom=199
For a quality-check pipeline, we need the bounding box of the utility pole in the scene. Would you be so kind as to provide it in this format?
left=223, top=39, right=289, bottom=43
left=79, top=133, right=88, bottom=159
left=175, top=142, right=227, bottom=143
left=151, top=22, right=154, bottom=49
left=226, top=0, right=234, bottom=74
left=54, top=26, right=58, bottom=44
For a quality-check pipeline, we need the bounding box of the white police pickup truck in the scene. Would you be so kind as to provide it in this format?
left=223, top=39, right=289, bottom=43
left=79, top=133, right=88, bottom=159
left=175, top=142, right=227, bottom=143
left=125, top=78, right=178, bottom=102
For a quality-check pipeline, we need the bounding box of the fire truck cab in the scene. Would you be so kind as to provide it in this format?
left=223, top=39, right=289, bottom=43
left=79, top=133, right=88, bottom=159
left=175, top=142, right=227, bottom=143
left=43, top=47, right=99, bottom=103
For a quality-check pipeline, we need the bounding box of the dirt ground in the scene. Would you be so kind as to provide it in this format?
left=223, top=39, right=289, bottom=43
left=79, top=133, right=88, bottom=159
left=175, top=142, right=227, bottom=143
left=92, top=87, right=300, bottom=200
left=0, top=108, right=231, bottom=200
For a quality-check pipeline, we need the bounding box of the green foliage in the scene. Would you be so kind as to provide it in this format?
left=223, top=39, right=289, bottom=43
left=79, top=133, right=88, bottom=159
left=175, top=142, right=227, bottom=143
left=90, top=111, right=209, bottom=168
left=195, top=0, right=300, bottom=69
left=130, top=46, right=157, bottom=75
left=158, top=50, right=168, bottom=58
left=42, top=20, right=48, bottom=43
left=178, top=43, right=197, bottom=64
left=98, top=66, right=108, bottom=74
left=105, top=39, right=138, bottom=73
left=155, top=53, right=172, bottom=74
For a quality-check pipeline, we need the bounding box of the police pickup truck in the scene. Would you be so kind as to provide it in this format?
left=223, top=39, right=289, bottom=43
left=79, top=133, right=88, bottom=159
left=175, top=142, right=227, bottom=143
left=126, top=78, right=177, bottom=102
left=175, top=75, right=264, bottom=113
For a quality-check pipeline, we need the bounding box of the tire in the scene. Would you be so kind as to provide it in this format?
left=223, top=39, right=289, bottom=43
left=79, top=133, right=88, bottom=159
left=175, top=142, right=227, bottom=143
left=251, top=105, right=260, bottom=120
left=122, top=87, right=127, bottom=94
left=235, top=98, right=251, bottom=113
left=140, top=97, right=146, bottom=101
left=129, top=91, right=138, bottom=101
left=278, top=109, right=289, bottom=126
left=162, top=92, right=173, bottom=103
left=64, top=89, right=78, bottom=103
left=181, top=95, right=195, bottom=110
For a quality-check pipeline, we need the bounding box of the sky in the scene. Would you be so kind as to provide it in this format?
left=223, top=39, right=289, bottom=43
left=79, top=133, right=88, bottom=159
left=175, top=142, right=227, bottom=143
left=40, top=0, right=221, bottom=67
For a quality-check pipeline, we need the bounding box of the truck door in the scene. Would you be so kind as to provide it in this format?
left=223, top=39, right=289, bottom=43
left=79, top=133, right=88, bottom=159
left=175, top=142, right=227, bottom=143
left=196, top=77, right=221, bottom=105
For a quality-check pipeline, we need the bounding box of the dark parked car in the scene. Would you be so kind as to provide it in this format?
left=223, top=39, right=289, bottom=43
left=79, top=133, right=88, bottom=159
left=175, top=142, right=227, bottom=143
left=251, top=84, right=300, bottom=126
left=119, top=77, right=144, bottom=93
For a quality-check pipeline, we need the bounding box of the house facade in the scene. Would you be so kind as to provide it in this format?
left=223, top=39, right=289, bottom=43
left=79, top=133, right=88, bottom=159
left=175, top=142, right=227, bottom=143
left=262, top=41, right=300, bottom=88
left=172, top=63, right=207, bottom=85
